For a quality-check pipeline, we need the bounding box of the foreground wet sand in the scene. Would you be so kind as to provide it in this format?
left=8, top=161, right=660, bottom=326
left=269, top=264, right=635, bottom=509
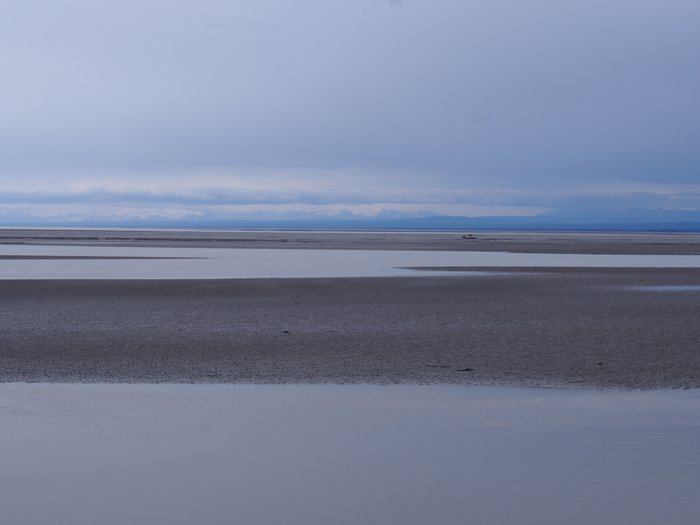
left=2, top=268, right=698, bottom=388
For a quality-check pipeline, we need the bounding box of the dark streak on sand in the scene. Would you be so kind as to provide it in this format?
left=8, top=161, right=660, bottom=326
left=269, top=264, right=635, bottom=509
left=0, top=256, right=199, bottom=260
left=1, top=269, right=699, bottom=389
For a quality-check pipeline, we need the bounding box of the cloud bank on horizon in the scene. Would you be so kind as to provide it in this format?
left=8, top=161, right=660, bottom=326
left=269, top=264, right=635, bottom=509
left=0, top=0, right=698, bottom=225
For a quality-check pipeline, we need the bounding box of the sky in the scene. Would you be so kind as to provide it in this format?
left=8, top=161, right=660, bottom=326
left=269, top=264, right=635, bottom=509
left=0, top=0, right=698, bottom=225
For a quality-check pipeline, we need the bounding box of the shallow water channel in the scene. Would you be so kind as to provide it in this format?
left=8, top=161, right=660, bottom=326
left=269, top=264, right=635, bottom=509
left=1, top=245, right=700, bottom=279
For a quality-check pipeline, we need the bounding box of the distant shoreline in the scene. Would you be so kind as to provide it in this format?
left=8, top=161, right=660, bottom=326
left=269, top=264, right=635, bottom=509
left=0, top=228, right=699, bottom=254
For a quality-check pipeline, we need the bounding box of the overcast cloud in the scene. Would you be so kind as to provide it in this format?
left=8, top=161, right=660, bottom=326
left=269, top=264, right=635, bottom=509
left=1, top=0, right=698, bottom=223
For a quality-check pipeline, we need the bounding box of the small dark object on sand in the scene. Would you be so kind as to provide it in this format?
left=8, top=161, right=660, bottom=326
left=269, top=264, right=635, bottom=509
left=282, top=330, right=292, bottom=334
left=456, top=368, right=475, bottom=372
left=462, top=233, right=477, bottom=240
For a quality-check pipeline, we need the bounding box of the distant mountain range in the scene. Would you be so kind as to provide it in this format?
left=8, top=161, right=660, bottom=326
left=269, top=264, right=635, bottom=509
left=2, top=209, right=700, bottom=232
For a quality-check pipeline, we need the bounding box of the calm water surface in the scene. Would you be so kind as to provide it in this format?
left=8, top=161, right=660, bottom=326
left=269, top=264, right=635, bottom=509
left=625, top=285, right=700, bottom=292
left=1, top=384, right=698, bottom=525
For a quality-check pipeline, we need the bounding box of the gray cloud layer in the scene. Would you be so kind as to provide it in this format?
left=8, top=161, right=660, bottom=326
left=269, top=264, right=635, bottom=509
left=0, top=0, right=698, bottom=222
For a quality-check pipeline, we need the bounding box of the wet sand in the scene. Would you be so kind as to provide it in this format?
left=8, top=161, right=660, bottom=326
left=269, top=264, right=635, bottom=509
left=2, top=268, right=699, bottom=388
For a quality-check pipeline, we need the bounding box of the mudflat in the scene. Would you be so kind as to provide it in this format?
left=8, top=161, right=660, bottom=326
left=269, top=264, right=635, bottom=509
left=2, top=268, right=699, bottom=388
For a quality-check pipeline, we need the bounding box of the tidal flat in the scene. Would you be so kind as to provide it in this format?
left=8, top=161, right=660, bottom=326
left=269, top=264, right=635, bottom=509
left=1, top=230, right=698, bottom=525
left=1, top=232, right=698, bottom=387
